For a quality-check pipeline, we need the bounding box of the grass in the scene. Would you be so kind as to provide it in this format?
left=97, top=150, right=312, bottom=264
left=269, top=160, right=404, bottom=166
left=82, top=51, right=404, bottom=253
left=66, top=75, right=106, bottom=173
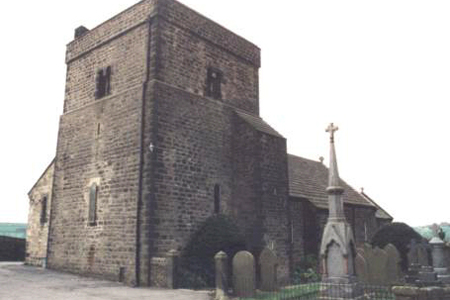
left=238, top=283, right=394, bottom=300
left=239, top=283, right=320, bottom=300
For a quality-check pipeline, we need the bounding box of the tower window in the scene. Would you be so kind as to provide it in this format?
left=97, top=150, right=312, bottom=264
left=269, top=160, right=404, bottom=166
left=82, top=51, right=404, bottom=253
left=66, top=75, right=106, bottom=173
left=95, top=66, right=111, bottom=99
left=205, top=68, right=223, bottom=100
left=40, top=196, right=48, bottom=225
left=214, top=184, right=221, bottom=214
left=88, top=183, right=98, bottom=226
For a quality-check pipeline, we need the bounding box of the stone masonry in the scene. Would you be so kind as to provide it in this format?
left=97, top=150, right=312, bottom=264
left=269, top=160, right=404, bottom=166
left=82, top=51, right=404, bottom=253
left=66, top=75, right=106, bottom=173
left=27, top=160, right=54, bottom=266
left=29, top=0, right=392, bottom=287
left=44, top=0, right=289, bottom=286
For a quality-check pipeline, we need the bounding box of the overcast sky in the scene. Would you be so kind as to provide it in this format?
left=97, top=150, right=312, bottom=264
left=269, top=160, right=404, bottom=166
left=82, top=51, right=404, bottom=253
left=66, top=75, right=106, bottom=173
left=1, top=0, right=449, bottom=227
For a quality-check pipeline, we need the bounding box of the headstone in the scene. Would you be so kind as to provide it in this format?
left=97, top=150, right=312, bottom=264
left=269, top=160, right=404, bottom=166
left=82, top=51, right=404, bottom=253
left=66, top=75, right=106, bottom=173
left=407, top=239, right=429, bottom=267
left=385, top=243, right=402, bottom=284
left=355, top=252, right=368, bottom=283
left=259, top=247, right=278, bottom=291
left=357, top=243, right=401, bottom=285
left=369, top=247, right=388, bottom=285
left=417, top=241, right=430, bottom=267
left=407, top=239, right=418, bottom=267
left=232, top=251, right=255, bottom=297
left=214, top=251, right=229, bottom=300
left=406, top=240, right=438, bottom=285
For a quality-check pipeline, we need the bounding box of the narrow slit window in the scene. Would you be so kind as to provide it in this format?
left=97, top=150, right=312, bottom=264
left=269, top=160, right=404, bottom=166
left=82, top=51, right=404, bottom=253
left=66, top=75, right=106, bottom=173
left=40, top=196, right=48, bottom=225
left=214, top=184, right=221, bottom=214
left=205, top=68, right=223, bottom=100
left=95, top=66, right=111, bottom=99
left=88, top=183, right=98, bottom=226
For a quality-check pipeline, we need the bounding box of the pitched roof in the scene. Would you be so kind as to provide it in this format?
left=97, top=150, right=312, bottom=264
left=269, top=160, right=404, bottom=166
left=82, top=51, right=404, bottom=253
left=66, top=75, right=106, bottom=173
left=288, top=154, right=376, bottom=209
left=360, top=192, right=393, bottom=220
left=235, top=110, right=284, bottom=138
left=28, top=158, right=55, bottom=196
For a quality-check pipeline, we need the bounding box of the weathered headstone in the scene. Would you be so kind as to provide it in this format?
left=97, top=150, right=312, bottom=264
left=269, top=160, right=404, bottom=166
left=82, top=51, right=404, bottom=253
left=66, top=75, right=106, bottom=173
left=232, top=251, right=255, bottom=297
left=369, top=247, right=388, bottom=285
left=407, top=239, right=418, bottom=266
left=259, top=247, right=277, bottom=291
left=407, top=239, right=438, bottom=285
left=417, top=241, right=430, bottom=267
left=385, top=243, right=402, bottom=284
left=357, top=243, right=402, bottom=285
left=215, top=251, right=229, bottom=300
left=407, top=239, right=429, bottom=266
left=355, top=252, right=368, bottom=283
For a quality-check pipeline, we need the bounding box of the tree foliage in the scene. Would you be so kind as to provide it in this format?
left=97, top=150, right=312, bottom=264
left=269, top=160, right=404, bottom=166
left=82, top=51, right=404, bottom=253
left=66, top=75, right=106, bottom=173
left=371, top=222, right=423, bottom=271
left=178, top=214, right=247, bottom=288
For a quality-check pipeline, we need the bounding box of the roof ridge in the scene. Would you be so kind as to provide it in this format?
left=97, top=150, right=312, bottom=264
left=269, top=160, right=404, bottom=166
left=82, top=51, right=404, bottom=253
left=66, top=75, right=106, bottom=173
left=288, top=153, right=326, bottom=166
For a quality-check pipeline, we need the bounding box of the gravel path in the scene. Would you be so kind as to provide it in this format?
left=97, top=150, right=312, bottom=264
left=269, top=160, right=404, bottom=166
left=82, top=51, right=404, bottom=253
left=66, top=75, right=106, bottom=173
left=0, top=262, right=212, bottom=300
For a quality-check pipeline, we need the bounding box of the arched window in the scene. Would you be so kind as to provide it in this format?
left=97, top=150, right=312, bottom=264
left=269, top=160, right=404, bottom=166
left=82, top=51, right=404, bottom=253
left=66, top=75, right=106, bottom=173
left=214, top=184, right=221, bottom=214
left=88, top=183, right=98, bottom=226
left=40, top=196, right=48, bottom=225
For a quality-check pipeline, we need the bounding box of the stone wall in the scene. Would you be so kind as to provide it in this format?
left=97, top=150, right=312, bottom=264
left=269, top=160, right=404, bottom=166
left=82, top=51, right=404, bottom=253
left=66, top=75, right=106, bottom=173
left=258, top=132, right=290, bottom=282
left=26, top=161, right=54, bottom=266
left=289, top=199, right=305, bottom=264
left=66, top=0, right=156, bottom=63
left=393, top=286, right=450, bottom=300
left=46, top=0, right=286, bottom=288
left=0, top=237, right=25, bottom=261
left=352, top=206, right=378, bottom=245
left=48, top=1, right=152, bottom=284
left=156, top=15, right=259, bottom=114
left=139, top=0, right=262, bottom=286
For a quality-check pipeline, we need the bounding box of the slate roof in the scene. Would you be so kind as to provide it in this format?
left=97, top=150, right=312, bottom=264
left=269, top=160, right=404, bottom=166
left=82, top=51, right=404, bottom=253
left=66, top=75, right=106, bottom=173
left=235, top=110, right=284, bottom=138
left=288, top=154, right=376, bottom=210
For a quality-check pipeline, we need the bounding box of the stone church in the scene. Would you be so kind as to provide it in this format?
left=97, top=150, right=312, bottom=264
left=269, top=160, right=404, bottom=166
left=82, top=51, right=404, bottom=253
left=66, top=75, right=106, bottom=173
left=26, top=0, right=392, bottom=287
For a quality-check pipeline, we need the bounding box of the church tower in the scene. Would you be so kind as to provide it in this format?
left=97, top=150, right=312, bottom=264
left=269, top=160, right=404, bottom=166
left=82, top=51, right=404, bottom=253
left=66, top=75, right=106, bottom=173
left=47, top=0, right=290, bottom=286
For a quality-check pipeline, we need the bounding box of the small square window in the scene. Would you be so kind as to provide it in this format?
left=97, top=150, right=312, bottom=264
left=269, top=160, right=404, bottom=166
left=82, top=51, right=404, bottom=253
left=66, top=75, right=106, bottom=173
left=95, top=66, right=111, bottom=99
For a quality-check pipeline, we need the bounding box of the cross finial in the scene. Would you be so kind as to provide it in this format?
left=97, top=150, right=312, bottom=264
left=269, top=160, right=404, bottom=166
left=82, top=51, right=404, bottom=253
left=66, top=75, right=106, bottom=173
left=326, top=123, right=339, bottom=143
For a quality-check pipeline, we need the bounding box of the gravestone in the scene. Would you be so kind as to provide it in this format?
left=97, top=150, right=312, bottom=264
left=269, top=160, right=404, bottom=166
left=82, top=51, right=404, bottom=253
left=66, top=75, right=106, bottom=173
left=406, top=239, right=438, bottom=285
left=232, top=251, right=255, bottom=297
left=259, top=247, right=277, bottom=291
left=408, top=239, right=429, bottom=266
left=357, top=243, right=402, bottom=285
left=355, top=252, right=368, bottom=283
left=369, top=247, right=388, bottom=285
left=385, top=243, right=402, bottom=284
left=417, top=241, right=430, bottom=267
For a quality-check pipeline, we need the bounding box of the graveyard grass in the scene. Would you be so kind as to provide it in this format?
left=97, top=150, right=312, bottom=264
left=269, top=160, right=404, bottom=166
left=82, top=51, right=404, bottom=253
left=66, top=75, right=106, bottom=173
left=237, top=283, right=395, bottom=300
left=238, top=283, right=319, bottom=300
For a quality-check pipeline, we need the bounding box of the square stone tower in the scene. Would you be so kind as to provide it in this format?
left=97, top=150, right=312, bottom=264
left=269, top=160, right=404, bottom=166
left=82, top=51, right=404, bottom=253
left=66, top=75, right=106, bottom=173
left=48, top=0, right=290, bottom=286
